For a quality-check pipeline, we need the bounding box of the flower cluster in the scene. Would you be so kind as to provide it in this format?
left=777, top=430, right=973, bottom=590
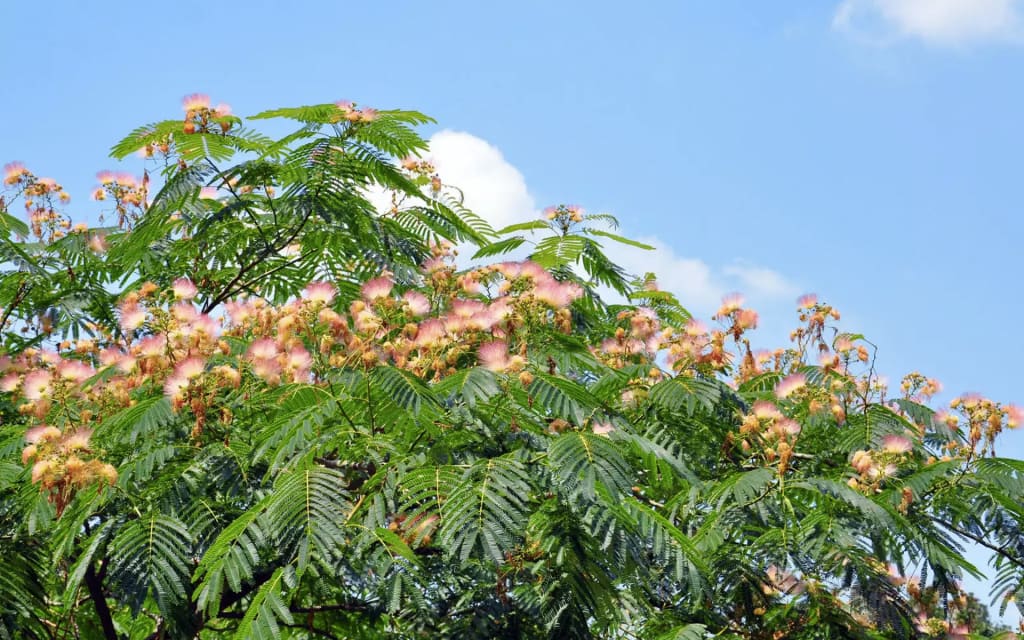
left=333, top=100, right=378, bottom=124
left=848, top=434, right=915, bottom=494
left=92, top=170, right=149, bottom=229
left=21, top=425, right=116, bottom=517
left=734, top=400, right=801, bottom=473
left=543, top=204, right=584, bottom=223
left=2, top=162, right=73, bottom=241
left=181, top=93, right=233, bottom=134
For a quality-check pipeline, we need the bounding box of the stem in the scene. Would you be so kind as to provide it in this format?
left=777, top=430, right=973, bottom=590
left=84, top=563, right=118, bottom=640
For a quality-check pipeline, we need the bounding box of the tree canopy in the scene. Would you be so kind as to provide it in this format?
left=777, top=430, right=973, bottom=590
left=0, top=96, right=1021, bottom=639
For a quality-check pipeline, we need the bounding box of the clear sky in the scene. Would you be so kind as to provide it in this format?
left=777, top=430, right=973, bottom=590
left=3, top=0, right=1023, bottom=624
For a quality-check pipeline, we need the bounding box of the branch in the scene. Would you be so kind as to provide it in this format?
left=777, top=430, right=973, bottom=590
left=931, top=516, right=1024, bottom=571
left=84, top=563, right=119, bottom=640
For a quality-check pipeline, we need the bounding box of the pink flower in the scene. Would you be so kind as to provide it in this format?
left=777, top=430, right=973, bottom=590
left=115, top=173, right=138, bottom=188
left=882, top=434, right=913, bottom=454
left=225, top=301, right=256, bottom=324
left=534, top=281, right=580, bottom=308
left=172, top=278, right=198, bottom=300
left=22, top=371, right=52, bottom=401
left=592, top=422, right=615, bottom=437
left=752, top=401, right=782, bottom=421
left=775, top=373, right=807, bottom=399
left=182, top=93, right=211, bottom=111
left=0, top=373, right=20, bottom=392
left=57, top=359, right=94, bottom=383
left=684, top=319, right=708, bottom=337
left=1006, top=404, right=1023, bottom=429
left=164, top=375, right=189, bottom=400
left=213, top=103, right=232, bottom=117
left=199, top=187, right=218, bottom=200
left=717, top=293, right=744, bottom=315
left=361, top=276, right=394, bottom=302
left=119, top=305, right=147, bottom=331
left=175, top=357, right=206, bottom=380
left=851, top=450, right=874, bottom=474
left=302, top=281, right=336, bottom=305
left=138, top=335, right=167, bottom=358
left=247, top=338, right=278, bottom=361
left=61, top=429, right=92, bottom=453
left=478, top=341, right=511, bottom=372
left=736, top=308, right=758, bottom=329
left=3, top=162, right=28, bottom=185
left=335, top=100, right=355, bottom=113
left=402, top=291, right=431, bottom=317
left=284, top=346, right=312, bottom=372
left=25, top=425, right=61, bottom=444
left=796, top=293, right=818, bottom=310
left=413, top=319, right=446, bottom=347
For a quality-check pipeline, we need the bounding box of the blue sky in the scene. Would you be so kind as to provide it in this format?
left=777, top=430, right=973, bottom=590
left=3, top=0, right=1023, bottom=622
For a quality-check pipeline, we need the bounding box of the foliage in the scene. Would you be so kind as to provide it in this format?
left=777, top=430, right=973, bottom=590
left=0, top=95, right=1022, bottom=640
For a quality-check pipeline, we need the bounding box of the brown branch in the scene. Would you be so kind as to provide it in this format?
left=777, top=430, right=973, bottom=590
left=84, top=563, right=118, bottom=640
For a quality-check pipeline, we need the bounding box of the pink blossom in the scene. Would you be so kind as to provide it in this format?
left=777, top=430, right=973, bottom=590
left=247, top=338, right=278, bottom=361
left=684, top=319, right=708, bottom=337
left=199, top=187, right=218, bottom=200
left=25, top=425, right=61, bottom=444
left=118, top=303, right=147, bottom=331
left=61, top=429, right=92, bottom=453
left=752, top=400, right=783, bottom=421
left=775, top=373, right=807, bottom=399
left=175, top=357, right=206, bottom=380
left=56, top=359, right=94, bottom=383
left=172, top=278, right=198, bottom=300
left=284, top=346, right=312, bottom=373
left=592, top=422, right=615, bottom=437
left=0, top=373, right=20, bottom=392
left=534, top=281, right=580, bottom=308
left=22, top=371, right=52, bottom=401
left=361, top=276, right=394, bottom=302
left=138, top=335, right=167, bottom=358
left=213, top=103, right=232, bottom=117
left=882, top=434, right=913, bottom=454
left=402, top=291, right=431, bottom=316
left=796, top=293, right=818, bottom=310
left=718, top=293, right=745, bottom=315
left=164, top=375, right=189, bottom=400
left=1006, top=404, right=1023, bottom=429
left=302, top=281, right=337, bottom=305
left=182, top=93, right=211, bottom=111
left=478, top=341, right=511, bottom=372
left=413, top=319, right=446, bottom=347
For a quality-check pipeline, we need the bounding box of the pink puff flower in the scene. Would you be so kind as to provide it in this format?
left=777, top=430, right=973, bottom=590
left=22, top=371, right=52, bottom=401
left=247, top=338, right=278, bottom=361
left=182, top=93, right=210, bottom=111
left=882, top=434, right=913, bottom=454
left=361, top=276, right=394, bottom=302
left=775, top=373, right=807, bottom=399
left=302, top=281, right=337, bottom=305
left=478, top=341, right=511, bottom=372
left=796, top=293, right=818, bottom=310
left=402, top=291, right=431, bottom=317
left=172, top=278, right=198, bottom=300
left=175, top=357, right=206, bottom=380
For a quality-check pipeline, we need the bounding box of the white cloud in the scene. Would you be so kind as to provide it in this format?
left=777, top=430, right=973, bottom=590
left=428, top=130, right=536, bottom=231
left=724, top=264, right=801, bottom=299
left=416, top=130, right=798, bottom=317
left=833, top=0, right=1023, bottom=46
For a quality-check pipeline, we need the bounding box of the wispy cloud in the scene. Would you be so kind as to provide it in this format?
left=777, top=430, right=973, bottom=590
left=401, top=130, right=800, bottom=316
left=833, top=0, right=1023, bottom=46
